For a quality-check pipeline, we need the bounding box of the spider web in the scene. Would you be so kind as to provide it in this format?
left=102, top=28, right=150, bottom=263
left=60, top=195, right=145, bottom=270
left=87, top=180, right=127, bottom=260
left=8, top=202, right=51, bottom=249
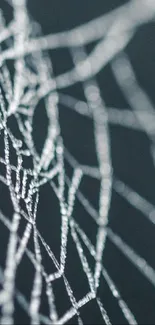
left=0, top=0, right=155, bottom=324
